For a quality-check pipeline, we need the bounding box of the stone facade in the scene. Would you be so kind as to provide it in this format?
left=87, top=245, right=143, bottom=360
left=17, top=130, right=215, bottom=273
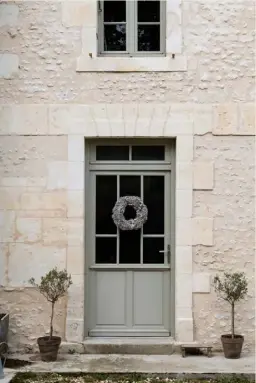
left=0, top=0, right=255, bottom=353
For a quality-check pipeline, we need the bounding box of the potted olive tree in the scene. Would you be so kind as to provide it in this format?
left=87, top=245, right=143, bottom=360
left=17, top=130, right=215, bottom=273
left=213, top=272, right=248, bottom=359
left=29, top=268, right=72, bottom=362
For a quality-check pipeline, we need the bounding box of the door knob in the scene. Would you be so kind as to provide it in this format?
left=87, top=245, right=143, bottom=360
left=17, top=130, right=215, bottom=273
left=159, top=244, right=171, bottom=263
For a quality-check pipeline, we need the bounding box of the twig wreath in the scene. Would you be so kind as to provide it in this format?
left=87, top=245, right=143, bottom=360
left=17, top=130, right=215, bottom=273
left=112, top=196, right=148, bottom=231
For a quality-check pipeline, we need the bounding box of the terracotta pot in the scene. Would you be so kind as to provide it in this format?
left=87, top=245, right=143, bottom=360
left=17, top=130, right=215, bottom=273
left=37, top=336, right=61, bottom=362
left=221, top=334, right=244, bottom=359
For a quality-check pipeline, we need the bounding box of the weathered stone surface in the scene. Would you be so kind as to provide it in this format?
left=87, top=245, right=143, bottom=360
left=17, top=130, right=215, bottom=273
left=176, top=135, right=193, bottom=161
left=62, top=1, right=96, bottom=27
left=20, top=192, right=67, bottom=213
left=8, top=244, right=66, bottom=286
left=193, top=162, right=214, bottom=190
left=0, top=288, right=66, bottom=351
left=68, top=191, right=84, bottom=218
left=176, top=318, right=193, bottom=342
left=0, top=4, right=19, bottom=27
left=68, top=162, right=84, bottom=191
left=68, top=136, right=85, bottom=162
left=1, top=2, right=254, bottom=103
left=0, top=211, right=15, bottom=242
left=176, top=189, right=193, bottom=218
left=212, top=104, right=238, bottom=135
left=15, top=217, right=42, bottom=243
left=192, top=217, right=213, bottom=246
left=176, top=273, right=193, bottom=308
left=68, top=219, right=84, bottom=246
left=0, top=54, right=19, bottom=79
left=175, top=246, right=193, bottom=275
left=0, top=105, right=48, bottom=135
left=193, top=135, right=255, bottom=350
left=0, top=188, right=22, bottom=210
left=176, top=162, right=193, bottom=190
left=238, top=103, right=255, bottom=135
left=0, top=244, right=8, bottom=286
left=67, top=246, right=84, bottom=275
left=66, top=318, right=84, bottom=342
left=47, top=161, right=68, bottom=190
left=49, top=105, right=93, bottom=135
left=176, top=218, right=192, bottom=246
left=0, top=136, right=67, bottom=178
left=0, top=0, right=255, bottom=354
left=194, top=105, right=213, bottom=135
left=42, top=218, right=68, bottom=247
left=193, top=273, right=211, bottom=293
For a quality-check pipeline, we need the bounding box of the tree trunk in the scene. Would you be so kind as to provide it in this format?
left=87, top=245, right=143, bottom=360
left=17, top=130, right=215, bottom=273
left=231, top=302, right=235, bottom=338
left=50, top=302, right=55, bottom=339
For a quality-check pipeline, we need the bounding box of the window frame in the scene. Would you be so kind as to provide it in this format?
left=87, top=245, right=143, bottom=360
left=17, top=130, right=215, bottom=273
left=98, top=0, right=166, bottom=57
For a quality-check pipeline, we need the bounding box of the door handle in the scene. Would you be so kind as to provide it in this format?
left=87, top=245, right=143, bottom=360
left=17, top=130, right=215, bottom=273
left=159, top=244, right=171, bottom=263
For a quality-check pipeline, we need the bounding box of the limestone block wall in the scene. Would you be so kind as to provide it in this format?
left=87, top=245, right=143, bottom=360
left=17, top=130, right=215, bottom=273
left=0, top=0, right=255, bottom=353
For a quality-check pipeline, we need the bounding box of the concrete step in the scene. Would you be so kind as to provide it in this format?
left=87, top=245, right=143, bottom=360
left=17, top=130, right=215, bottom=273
left=82, top=337, right=178, bottom=355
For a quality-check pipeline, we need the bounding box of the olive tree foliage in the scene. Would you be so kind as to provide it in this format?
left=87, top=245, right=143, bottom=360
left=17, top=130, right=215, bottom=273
left=29, top=268, right=72, bottom=339
left=213, top=272, right=248, bottom=338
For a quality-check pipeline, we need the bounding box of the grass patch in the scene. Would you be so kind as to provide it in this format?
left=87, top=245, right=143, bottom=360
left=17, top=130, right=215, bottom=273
left=10, top=373, right=255, bottom=383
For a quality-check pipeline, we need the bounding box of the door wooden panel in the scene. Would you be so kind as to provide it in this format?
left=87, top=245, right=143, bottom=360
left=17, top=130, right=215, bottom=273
left=133, top=271, right=164, bottom=326
left=96, top=271, right=126, bottom=325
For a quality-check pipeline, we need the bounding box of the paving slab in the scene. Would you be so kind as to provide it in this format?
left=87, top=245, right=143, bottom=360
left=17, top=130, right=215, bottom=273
left=16, top=353, right=255, bottom=374
left=0, top=369, right=16, bottom=383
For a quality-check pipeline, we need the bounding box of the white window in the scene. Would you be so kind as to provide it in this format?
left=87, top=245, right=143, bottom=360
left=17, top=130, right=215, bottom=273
left=98, top=0, right=166, bottom=56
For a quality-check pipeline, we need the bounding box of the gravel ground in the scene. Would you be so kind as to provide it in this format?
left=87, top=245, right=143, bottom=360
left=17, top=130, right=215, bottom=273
left=10, top=373, right=255, bottom=383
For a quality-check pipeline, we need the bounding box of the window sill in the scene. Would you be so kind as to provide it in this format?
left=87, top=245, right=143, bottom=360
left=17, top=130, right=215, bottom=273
left=76, top=55, right=187, bottom=72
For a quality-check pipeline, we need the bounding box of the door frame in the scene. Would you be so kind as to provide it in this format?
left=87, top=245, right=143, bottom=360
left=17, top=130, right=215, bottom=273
left=84, top=138, right=176, bottom=337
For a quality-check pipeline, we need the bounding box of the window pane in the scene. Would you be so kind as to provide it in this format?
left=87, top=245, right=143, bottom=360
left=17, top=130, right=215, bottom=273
left=120, top=175, right=141, bottom=197
left=104, top=24, right=126, bottom=51
left=143, top=176, right=164, bottom=234
left=96, top=175, right=117, bottom=234
left=96, top=146, right=129, bottom=161
left=104, top=1, right=126, bottom=22
left=143, top=237, right=164, bottom=264
left=138, top=1, right=160, bottom=22
left=119, top=230, right=141, bottom=263
left=96, top=237, right=117, bottom=263
left=138, top=25, right=160, bottom=51
left=132, top=145, right=165, bottom=161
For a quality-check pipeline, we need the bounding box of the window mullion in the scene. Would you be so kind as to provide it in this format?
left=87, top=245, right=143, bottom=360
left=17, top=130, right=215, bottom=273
left=98, top=0, right=104, bottom=54
left=127, top=1, right=136, bottom=56
left=160, top=0, right=166, bottom=54
left=126, top=1, right=131, bottom=55
left=133, top=0, right=137, bottom=55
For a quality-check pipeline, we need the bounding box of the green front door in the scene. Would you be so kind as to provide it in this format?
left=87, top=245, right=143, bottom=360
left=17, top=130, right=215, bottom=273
left=86, top=142, right=174, bottom=337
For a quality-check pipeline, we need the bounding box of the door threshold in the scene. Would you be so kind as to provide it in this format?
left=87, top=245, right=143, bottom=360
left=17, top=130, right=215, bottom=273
left=82, top=337, right=178, bottom=355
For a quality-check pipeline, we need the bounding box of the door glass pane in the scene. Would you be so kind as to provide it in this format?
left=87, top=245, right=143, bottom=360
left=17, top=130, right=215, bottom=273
left=96, top=237, right=117, bottom=263
left=96, top=146, right=129, bottom=161
left=138, top=25, right=160, bottom=51
left=104, top=25, right=126, bottom=51
left=119, top=175, right=141, bottom=263
left=138, top=1, right=160, bottom=22
left=132, top=146, right=165, bottom=161
left=96, top=175, right=117, bottom=234
left=119, top=230, right=141, bottom=263
left=104, top=1, right=126, bottom=22
left=143, top=237, right=164, bottom=264
left=143, top=176, right=164, bottom=234
left=120, top=175, right=141, bottom=196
